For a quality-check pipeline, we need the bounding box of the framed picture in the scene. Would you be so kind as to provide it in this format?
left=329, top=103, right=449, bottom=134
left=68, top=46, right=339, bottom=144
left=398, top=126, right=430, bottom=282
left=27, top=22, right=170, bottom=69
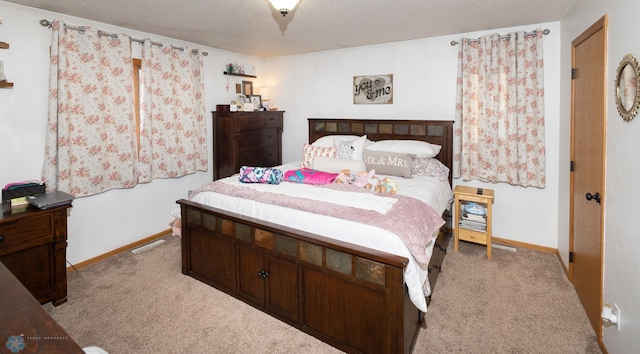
left=236, top=95, right=247, bottom=103
left=353, top=74, right=393, bottom=104
left=242, top=81, right=253, bottom=95
left=248, top=95, right=262, bottom=110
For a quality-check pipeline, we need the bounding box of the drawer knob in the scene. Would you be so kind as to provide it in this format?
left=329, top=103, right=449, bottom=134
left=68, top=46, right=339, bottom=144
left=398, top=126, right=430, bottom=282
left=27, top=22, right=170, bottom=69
left=0, top=234, right=4, bottom=242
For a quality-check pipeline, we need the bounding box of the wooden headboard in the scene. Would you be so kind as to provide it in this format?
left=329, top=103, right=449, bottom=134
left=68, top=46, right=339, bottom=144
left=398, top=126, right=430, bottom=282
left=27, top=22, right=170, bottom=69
left=308, top=118, right=454, bottom=184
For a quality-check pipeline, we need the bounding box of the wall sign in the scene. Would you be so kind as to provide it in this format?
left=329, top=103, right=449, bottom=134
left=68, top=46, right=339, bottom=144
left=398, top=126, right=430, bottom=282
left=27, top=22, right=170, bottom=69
left=353, top=74, right=393, bottom=104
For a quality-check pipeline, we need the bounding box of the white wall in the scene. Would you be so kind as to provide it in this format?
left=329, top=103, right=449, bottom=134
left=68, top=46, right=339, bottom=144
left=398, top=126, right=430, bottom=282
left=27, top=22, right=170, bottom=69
left=4, top=0, right=635, bottom=350
left=0, top=1, right=265, bottom=264
left=562, top=1, right=640, bottom=352
left=264, top=22, right=563, bottom=249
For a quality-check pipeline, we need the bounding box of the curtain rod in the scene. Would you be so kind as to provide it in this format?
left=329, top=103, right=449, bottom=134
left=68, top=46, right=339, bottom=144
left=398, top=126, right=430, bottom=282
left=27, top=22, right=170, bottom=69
left=450, top=28, right=550, bottom=46
left=39, top=19, right=208, bottom=56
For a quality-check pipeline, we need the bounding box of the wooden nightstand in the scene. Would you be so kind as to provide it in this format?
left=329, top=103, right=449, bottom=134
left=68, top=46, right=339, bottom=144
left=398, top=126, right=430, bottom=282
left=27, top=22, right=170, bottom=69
left=0, top=202, right=71, bottom=305
left=453, top=185, right=494, bottom=259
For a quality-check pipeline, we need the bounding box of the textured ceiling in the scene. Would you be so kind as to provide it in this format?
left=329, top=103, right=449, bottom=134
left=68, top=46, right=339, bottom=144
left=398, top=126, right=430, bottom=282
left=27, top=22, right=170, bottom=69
left=4, top=0, right=577, bottom=58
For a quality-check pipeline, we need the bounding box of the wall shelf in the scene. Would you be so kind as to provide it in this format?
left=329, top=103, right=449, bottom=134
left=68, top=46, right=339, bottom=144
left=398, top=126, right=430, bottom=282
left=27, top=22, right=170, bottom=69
left=1, top=41, right=12, bottom=87
left=223, top=71, right=257, bottom=78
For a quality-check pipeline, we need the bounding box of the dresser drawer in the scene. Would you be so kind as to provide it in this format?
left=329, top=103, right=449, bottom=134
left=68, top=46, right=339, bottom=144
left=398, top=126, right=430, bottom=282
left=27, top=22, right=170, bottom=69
left=0, top=214, right=52, bottom=251
left=238, top=146, right=280, bottom=168
left=238, top=128, right=279, bottom=148
left=236, top=114, right=282, bottom=131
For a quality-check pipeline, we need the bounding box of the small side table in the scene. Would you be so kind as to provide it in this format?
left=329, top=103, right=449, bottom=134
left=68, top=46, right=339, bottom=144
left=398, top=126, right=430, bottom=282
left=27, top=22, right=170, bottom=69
left=453, top=185, right=494, bottom=259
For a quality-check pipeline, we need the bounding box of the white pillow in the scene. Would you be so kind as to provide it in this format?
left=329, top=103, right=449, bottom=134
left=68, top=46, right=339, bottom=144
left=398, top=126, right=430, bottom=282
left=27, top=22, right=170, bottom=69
left=365, top=140, right=441, bottom=158
left=311, top=135, right=362, bottom=147
left=312, top=157, right=367, bottom=173
left=350, top=135, right=369, bottom=160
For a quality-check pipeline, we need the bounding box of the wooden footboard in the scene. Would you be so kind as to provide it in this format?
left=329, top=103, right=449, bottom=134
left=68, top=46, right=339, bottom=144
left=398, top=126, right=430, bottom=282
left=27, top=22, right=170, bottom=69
left=179, top=198, right=438, bottom=354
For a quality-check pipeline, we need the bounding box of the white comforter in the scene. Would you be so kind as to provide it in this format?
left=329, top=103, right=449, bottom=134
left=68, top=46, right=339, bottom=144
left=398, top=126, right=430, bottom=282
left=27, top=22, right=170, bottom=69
left=173, top=162, right=453, bottom=312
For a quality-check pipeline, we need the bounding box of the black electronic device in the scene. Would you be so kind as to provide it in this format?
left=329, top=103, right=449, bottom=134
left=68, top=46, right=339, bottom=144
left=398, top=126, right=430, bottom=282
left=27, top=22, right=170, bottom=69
left=477, top=188, right=483, bottom=195
left=2, top=182, right=46, bottom=202
left=26, top=191, right=74, bottom=210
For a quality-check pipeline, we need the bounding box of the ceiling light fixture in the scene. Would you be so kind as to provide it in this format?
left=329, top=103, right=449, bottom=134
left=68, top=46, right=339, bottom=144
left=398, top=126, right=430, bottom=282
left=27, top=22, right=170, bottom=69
left=269, top=0, right=300, bottom=16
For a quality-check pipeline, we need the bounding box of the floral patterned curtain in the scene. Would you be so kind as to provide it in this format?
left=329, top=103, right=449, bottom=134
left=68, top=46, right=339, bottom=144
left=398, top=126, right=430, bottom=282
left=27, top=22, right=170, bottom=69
left=42, top=20, right=138, bottom=197
left=138, top=40, right=207, bottom=182
left=453, top=30, right=546, bottom=188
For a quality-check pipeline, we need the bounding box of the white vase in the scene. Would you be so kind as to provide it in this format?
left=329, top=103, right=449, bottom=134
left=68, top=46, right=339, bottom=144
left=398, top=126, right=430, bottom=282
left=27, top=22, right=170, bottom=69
left=0, top=61, right=6, bottom=82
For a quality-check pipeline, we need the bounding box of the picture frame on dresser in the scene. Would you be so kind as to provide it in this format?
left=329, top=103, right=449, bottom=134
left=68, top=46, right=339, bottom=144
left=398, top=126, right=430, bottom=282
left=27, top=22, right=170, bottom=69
left=248, top=94, right=262, bottom=110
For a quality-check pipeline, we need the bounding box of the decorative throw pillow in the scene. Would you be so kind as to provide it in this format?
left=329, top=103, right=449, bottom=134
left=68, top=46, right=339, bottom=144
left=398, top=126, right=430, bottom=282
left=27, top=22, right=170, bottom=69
left=335, top=135, right=368, bottom=160
left=301, top=144, right=337, bottom=168
left=238, top=166, right=284, bottom=184
left=363, top=150, right=414, bottom=178
left=349, top=135, right=369, bottom=160
left=365, top=140, right=441, bottom=158
left=411, top=158, right=450, bottom=181
left=284, top=168, right=338, bottom=185
left=336, top=140, right=355, bottom=159
left=312, top=156, right=367, bottom=173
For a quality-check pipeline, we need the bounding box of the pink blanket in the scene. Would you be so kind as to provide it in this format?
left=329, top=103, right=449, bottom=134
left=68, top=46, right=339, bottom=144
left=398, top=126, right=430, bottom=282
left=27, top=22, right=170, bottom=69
left=190, top=181, right=444, bottom=265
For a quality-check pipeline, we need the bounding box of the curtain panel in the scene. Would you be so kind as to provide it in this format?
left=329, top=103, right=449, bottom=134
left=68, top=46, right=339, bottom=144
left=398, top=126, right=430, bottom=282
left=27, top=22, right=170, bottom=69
left=42, top=20, right=138, bottom=197
left=138, top=40, right=207, bottom=182
left=453, top=30, right=546, bottom=188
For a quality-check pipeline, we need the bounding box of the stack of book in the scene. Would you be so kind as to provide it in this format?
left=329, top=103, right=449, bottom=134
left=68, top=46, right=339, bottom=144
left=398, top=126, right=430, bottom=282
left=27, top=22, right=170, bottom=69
left=459, top=202, right=487, bottom=231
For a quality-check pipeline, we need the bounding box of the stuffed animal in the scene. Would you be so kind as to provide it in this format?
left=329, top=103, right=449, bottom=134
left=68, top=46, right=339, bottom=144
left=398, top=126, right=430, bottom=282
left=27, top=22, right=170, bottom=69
left=375, top=177, right=398, bottom=195
left=335, top=169, right=395, bottom=194
left=334, top=169, right=352, bottom=184
left=353, top=170, right=378, bottom=191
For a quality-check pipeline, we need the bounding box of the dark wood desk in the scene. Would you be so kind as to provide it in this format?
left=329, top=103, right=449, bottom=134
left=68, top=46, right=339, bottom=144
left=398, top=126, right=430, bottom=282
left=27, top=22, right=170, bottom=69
left=0, top=261, right=83, bottom=353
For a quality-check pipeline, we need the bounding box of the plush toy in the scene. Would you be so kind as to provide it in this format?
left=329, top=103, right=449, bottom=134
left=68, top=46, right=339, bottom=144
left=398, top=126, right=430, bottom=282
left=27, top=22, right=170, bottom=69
left=353, top=170, right=378, bottom=191
left=375, top=177, right=398, bottom=195
left=334, top=169, right=396, bottom=194
left=334, top=169, right=352, bottom=184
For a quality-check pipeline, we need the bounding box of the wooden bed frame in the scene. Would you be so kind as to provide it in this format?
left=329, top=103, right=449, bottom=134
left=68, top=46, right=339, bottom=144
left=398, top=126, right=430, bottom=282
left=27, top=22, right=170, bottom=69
left=178, top=118, right=453, bottom=354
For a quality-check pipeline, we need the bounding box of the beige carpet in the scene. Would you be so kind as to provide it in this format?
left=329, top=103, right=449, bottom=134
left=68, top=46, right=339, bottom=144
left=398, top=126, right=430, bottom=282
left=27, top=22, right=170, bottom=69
left=44, top=235, right=601, bottom=353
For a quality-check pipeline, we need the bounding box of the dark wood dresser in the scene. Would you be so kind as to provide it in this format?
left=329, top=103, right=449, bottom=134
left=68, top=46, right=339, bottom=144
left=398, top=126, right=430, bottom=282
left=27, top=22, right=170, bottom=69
left=212, top=110, right=284, bottom=180
left=0, top=261, right=83, bottom=353
left=0, top=202, right=71, bottom=306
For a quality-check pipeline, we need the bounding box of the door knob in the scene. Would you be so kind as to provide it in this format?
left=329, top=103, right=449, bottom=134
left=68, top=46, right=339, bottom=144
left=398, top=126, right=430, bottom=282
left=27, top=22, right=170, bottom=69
left=585, top=192, right=601, bottom=204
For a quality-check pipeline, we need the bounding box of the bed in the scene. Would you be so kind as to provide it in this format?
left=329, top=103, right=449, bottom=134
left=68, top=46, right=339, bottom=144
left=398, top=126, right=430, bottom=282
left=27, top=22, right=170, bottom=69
left=176, top=118, right=453, bottom=354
